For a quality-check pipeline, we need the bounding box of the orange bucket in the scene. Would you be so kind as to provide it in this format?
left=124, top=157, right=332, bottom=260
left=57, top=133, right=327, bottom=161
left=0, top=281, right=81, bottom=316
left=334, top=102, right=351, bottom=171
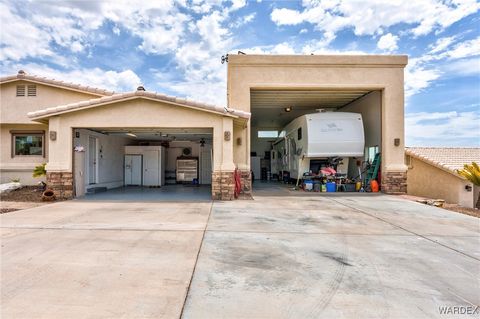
left=370, top=180, right=379, bottom=192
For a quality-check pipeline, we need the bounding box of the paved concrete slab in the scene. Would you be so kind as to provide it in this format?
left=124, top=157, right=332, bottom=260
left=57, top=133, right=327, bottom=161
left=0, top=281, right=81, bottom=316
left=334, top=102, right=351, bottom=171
left=2, top=190, right=479, bottom=319
left=183, top=194, right=480, bottom=319
left=1, top=201, right=211, bottom=231
left=1, top=200, right=212, bottom=319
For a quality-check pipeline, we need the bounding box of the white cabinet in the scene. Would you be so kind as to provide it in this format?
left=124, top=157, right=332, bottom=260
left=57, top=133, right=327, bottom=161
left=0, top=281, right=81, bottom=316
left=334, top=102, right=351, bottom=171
left=124, top=154, right=142, bottom=185
left=125, top=146, right=165, bottom=186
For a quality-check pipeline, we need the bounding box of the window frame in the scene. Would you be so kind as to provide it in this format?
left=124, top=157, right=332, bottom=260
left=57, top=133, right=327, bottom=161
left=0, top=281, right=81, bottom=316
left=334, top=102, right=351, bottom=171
left=10, top=130, right=45, bottom=157
left=257, top=130, right=279, bottom=139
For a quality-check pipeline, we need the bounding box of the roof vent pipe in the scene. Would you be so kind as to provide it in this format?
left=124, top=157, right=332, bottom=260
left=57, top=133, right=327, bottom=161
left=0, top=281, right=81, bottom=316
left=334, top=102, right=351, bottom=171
left=137, top=86, right=145, bottom=91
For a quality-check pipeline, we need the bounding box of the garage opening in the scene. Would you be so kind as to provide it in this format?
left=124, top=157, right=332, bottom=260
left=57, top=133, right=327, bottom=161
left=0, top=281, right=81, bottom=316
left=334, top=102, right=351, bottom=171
left=250, top=88, right=382, bottom=195
left=72, top=127, right=213, bottom=201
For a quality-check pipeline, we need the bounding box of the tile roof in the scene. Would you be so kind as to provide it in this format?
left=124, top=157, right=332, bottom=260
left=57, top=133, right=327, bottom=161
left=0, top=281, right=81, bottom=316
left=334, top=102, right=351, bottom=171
left=405, top=147, right=480, bottom=176
left=27, top=90, right=251, bottom=120
left=0, top=71, right=115, bottom=96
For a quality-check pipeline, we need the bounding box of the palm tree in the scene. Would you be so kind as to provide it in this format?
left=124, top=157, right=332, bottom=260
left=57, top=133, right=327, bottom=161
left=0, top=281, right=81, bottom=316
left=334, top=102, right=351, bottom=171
left=457, top=162, right=480, bottom=209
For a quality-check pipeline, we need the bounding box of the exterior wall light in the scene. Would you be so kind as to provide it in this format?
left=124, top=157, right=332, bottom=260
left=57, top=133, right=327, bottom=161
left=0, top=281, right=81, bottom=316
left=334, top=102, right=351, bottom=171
left=285, top=107, right=292, bottom=112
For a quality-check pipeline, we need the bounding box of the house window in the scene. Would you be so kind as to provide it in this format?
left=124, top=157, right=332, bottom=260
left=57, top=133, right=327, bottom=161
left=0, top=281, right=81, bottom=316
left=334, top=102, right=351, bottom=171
left=258, top=130, right=278, bottom=138
left=11, top=131, right=44, bottom=156
left=297, top=127, right=302, bottom=140
left=16, top=85, right=25, bottom=96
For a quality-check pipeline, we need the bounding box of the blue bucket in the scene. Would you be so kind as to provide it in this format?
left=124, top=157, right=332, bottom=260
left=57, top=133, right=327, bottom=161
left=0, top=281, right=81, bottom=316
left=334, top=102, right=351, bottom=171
left=326, top=182, right=336, bottom=192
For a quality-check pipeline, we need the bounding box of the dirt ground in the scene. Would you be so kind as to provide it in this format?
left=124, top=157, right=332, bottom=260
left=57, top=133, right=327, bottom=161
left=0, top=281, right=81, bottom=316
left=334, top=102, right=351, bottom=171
left=0, top=186, right=44, bottom=202
left=398, top=194, right=479, bottom=218
left=0, top=186, right=54, bottom=214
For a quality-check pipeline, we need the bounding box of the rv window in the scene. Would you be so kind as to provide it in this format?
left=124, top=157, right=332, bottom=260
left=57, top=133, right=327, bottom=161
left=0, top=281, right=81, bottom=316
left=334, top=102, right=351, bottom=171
left=297, top=128, right=302, bottom=140
left=258, top=130, right=278, bottom=138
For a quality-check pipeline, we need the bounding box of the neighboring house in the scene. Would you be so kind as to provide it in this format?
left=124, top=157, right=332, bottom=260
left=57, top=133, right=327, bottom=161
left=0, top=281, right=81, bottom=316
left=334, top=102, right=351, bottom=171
left=1, top=55, right=409, bottom=200
left=405, top=147, right=480, bottom=208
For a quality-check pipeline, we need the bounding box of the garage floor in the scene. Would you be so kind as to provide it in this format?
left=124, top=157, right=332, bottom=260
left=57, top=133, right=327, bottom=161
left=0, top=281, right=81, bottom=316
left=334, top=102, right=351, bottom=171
left=1, top=194, right=479, bottom=318
left=82, top=185, right=212, bottom=202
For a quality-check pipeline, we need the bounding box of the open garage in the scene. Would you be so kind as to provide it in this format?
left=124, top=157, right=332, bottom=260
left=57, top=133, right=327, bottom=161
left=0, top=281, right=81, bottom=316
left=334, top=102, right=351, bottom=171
left=227, top=54, right=408, bottom=198
left=72, top=127, right=213, bottom=200
left=249, top=88, right=382, bottom=192
left=27, top=89, right=249, bottom=200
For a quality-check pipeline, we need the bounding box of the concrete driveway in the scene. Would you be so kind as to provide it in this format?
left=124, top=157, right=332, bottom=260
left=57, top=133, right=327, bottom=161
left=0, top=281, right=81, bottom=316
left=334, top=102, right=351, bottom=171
left=2, top=194, right=479, bottom=318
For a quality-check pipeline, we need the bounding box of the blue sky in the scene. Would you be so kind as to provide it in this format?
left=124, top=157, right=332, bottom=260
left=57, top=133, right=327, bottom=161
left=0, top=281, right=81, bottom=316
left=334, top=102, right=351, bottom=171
left=1, top=0, right=479, bottom=146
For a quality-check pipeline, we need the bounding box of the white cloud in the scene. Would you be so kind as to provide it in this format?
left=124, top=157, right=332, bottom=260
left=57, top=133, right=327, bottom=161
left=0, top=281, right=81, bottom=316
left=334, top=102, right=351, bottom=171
left=404, top=58, right=441, bottom=97
left=231, top=12, right=256, bottom=28
left=0, top=3, right=54, bottom=61
left=443, top=36, right=480, bottom=59
left=230, top=0, right=247, bottom=11
left=196, top=11, right=230, bottom=50
left=300, top=28, right=308, bottom=34
left=429, top=36, right=458, bottom=54
left=377, top=33, right=399, bottom=52
left=271, top=8, right=304, bottom=25
left=271, top=0, right=480, bottom=39
left=271, top=42, right=296, bottom=54
left=443, top=57, right=480, bottom=77
left=405, top=111, right=480, bottom=146
left=1, top=62, right=142, bottom=92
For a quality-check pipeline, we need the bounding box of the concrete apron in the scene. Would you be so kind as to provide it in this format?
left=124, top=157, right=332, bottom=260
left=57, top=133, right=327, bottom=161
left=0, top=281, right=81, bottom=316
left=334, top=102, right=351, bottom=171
left=1, top=200, right=213, bottom=319
left=182, top=194, right=480, bottom=319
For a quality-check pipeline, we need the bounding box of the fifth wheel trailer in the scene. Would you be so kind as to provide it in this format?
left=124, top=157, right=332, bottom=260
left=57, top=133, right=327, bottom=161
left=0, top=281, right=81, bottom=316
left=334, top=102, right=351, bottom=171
left=272, top=112, right=365, bottom=179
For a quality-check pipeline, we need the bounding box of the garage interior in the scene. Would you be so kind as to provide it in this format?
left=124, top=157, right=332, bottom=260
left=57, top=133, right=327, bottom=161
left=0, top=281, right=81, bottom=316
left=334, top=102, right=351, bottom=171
left=249, top=88, right=382, bottom=193
left=72, top=127, right=213, bottom=200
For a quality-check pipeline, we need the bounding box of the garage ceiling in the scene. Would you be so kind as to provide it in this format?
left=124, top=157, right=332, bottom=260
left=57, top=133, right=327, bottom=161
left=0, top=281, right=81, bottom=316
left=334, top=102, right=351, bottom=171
left=87, top=128, right=213, bottom=142
left=250, top=89, right=371, bottom=127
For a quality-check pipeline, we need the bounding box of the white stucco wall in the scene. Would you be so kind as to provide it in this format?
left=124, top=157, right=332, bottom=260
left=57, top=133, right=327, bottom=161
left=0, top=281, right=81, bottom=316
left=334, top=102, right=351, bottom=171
left=74, top=129, right=130, bottom=190
left=341, top=91, right=382, bottom=177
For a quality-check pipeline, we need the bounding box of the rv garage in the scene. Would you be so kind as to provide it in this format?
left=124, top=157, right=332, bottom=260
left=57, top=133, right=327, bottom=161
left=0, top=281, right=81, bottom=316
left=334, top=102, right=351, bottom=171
left=227, top=54, right=408, bottom=197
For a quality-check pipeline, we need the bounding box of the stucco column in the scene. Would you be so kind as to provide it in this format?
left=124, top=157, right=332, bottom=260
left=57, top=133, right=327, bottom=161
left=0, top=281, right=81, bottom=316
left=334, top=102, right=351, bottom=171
left=221, top=117, right=235, bottom=171
left=45, top=116, right=72, bottom=172
left=211, top=117, right=236, bottom=200
left=381, top=84, right=408, bottom=194
left=45, top=116, right=73, bottom=199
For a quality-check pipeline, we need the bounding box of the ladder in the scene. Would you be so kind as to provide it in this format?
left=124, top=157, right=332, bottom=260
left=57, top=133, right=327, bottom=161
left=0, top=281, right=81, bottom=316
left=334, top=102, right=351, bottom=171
left=365, top=153, right=381, bottom=186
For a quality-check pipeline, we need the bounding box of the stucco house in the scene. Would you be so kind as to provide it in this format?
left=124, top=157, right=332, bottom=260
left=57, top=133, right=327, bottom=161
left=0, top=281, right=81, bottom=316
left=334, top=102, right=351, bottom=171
left=405, top=147, right=480, bottom=208
left=0, top=54, right=409, bottom=200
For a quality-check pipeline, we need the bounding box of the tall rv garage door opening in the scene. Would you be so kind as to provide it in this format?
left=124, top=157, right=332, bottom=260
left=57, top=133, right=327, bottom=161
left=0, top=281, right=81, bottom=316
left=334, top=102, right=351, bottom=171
left=249, top=88, right=382, bottom=195
left=73, top=127, right=213, bottom=201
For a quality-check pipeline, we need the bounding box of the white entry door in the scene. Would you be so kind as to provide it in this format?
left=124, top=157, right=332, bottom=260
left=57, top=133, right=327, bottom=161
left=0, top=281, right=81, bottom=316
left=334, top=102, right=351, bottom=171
left=143, top=150, right=159, bottom=186
left=124, top=155, right=142, bottom=185
left=88, top=136, right=97, bottom=184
